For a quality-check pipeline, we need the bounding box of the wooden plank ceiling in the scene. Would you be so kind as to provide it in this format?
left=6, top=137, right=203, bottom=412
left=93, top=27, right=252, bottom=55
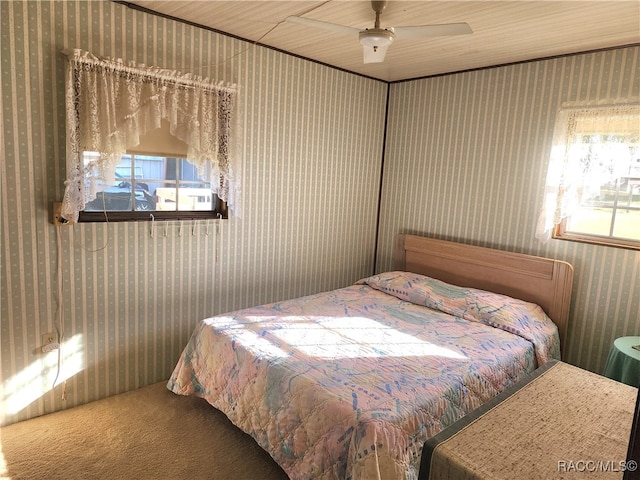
left=123, top=1, right=640, bottom=82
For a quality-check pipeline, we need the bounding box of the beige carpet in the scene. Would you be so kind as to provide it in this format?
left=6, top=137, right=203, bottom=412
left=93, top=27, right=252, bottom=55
left=0, top=382, right=289, bottom=480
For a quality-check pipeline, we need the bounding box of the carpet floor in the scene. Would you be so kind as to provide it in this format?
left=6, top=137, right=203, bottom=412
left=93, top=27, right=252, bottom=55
left=0, top=382, right=290, bottom=480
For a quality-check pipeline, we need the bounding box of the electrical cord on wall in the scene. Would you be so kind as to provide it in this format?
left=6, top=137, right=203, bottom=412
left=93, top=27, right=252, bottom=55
left=53, top=224, right=67, bottom=401
left=193, top=1, right=331, bottom=72
left=84, top=194, right=111, bottom=253
left=77, top=194, right=110, bottom=253
left=51, top=198, right=109, bottom=401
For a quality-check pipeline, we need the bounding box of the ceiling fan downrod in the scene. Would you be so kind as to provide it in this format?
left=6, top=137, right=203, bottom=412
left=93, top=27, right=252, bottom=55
left=360, top=0, right=394, bottom=53
left=371, top=0, right=387, bottom=28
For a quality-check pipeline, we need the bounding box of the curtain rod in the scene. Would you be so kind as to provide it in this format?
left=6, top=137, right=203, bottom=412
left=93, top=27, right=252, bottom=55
left=63, top=48, right=237, bottom=95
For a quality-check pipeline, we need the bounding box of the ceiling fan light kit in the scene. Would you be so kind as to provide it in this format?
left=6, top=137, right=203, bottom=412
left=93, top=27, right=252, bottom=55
left=359, top=28, right=395, bottom=63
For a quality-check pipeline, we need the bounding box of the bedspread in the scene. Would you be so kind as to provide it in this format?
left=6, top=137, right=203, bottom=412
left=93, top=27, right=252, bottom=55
left=168, top=272, right=560, bottom=480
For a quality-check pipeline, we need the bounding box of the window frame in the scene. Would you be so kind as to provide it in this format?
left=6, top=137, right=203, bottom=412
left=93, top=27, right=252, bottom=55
left=553, top=173, right=640, bottom=250
left=78, top=200, right=228, bottom=223
left=77, top=152, right=228, bottom=223
left=553, top=221, right=640, bottom=251
left=544, top=104, right=640, bottom=250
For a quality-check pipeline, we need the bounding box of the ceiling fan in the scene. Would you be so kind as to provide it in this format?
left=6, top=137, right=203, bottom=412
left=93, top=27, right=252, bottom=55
left=285, top=0, right=473, bottom=64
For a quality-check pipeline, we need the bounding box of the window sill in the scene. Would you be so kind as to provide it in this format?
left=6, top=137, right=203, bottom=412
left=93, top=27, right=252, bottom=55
left=553, top=229, right=640, bottom=251
left=78, top=210, right=226, bottom=223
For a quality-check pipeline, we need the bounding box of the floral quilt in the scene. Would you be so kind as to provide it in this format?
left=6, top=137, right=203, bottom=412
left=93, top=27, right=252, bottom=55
left=167, top=271, right=560, bottom=480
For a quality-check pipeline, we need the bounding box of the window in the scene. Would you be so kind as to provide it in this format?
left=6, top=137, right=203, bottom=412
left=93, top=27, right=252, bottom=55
left=554, top=172, right=639, bottom=249
left=537, top=104, right=640, bottom=250
left=78, top=118, right=228, bottom=222
left=80, top=153, right=227, bottom=222
left=60, top=49, right=238, bottom=224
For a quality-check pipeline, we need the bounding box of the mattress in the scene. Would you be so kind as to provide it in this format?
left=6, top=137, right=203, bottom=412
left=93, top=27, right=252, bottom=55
left=168, top=271, right=560, bottom=480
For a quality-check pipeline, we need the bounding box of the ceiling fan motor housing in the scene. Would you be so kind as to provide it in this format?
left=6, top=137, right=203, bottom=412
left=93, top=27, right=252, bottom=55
left=359, top=28, right=395, bottom=50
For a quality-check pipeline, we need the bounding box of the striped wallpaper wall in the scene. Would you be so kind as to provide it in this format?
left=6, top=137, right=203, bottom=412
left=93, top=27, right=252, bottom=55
left=377, top=46, right=640, bottom=374
left=1, top=1, right=387, bottom=426
left=2, top=0, right=638, bottom=428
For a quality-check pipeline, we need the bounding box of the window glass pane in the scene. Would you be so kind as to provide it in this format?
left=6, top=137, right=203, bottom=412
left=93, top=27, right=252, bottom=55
left=613, top=209, right=640, bottom=240
left=115, top=155, right=139, bottom=178
left=176, top=185, right=213, bottom=211
left=180, top=159, right=204, bottom=182
left=154, top=183, right=179, bottom=211
left=81, top=153, right=216, bottom=216
left=580, top=178, right=617, bottom=209
left=84, top=179, right=133, bottom=211
left=566, top=206, right=613, bottom=237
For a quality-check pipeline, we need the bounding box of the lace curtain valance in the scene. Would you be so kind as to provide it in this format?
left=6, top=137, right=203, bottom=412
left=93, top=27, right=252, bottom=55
left=61, top=49, right=239, bottom=222
left=535, top=103, right=639, bottom=242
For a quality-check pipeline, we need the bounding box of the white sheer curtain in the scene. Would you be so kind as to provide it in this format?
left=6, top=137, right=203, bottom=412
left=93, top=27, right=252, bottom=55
left=61, top=49, right=239, bottom=222
left=535, top=103, right=640, bottom=242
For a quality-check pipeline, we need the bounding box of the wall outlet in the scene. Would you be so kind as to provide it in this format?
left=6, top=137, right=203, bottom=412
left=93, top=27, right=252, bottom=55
left=52, top=202, right=72, bottom=226
left=42, top=332, right=59, bottom=353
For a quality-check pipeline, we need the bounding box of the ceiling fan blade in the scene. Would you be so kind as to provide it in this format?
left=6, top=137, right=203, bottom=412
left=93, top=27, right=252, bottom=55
left=363, top=44, right=390, bottom=64
left=285, top=16, right=360, bottom=37
left=394, top=23, right=472, bottom=40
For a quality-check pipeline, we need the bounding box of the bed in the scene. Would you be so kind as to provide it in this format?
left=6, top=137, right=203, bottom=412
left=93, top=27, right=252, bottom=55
left=167, top=235, right=574, bottom=480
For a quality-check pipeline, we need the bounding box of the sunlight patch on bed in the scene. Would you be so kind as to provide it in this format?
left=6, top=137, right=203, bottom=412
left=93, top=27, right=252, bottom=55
left=238, top=315, right=467, bottom=360
left=2, top=334, right=84, bottom=416
left=206, top=317, right=289, bottom=358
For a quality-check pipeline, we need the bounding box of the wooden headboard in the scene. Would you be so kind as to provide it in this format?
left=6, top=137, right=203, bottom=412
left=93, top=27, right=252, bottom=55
left=394, top=235, right=574, bottom=350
